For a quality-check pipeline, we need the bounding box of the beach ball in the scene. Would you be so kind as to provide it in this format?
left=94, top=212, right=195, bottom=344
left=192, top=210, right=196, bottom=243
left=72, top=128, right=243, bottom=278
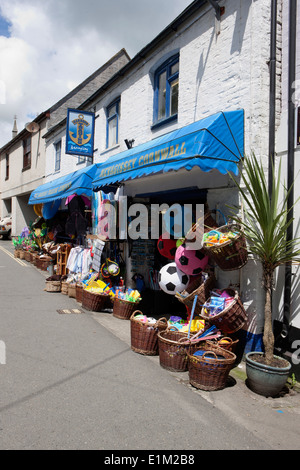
left=158, top=262, right=190, bottom=295
left=175, top=244, right=209, bottom=276
left=157, top=233, right=177, bottom=259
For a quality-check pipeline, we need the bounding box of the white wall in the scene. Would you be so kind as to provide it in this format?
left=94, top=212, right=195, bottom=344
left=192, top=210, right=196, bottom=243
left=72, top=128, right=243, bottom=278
left=273, top=0, right=300, bottom=329
left=90, top=0, right=273, bottom=335
left=0, top=118, right=47, bottom=235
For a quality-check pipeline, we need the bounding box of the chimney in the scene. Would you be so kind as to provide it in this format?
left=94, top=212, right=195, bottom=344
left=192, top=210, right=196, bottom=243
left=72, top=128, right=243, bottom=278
left=12, top=115, right=18, bottom=138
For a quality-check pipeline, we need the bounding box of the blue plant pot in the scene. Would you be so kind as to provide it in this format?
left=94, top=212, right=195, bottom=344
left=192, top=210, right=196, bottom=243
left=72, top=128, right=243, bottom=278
left=245, top=352, right=291, bottom=397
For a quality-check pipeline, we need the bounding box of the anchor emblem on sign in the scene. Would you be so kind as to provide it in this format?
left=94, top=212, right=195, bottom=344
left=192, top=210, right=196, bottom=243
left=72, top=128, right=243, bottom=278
left=69, top=114, right=91, bottom=146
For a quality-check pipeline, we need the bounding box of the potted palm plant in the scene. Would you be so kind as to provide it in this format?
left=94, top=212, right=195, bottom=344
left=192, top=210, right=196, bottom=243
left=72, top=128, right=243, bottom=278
left=229, top=153, right=300, bottom=397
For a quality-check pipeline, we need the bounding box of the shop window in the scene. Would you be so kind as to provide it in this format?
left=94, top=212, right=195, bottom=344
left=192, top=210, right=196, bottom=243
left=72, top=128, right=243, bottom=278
left=5, top=153, right=9, bottom=180
left=54, top=140, right=61, bottom=172
left=106, top=98, right=120, bottom=149
left=153, top=54, right=179, bottom=127
left=22, top=136, right=31, bottom=171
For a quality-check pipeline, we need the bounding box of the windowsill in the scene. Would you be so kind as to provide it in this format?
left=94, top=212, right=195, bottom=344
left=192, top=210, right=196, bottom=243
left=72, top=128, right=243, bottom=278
left=5, top=176, right=9, bottom=181
left=100, top=144, right=120, bottom=156
left=151, top=113, right=178, bottom=130
left=22, top=166, right=31, bottom=172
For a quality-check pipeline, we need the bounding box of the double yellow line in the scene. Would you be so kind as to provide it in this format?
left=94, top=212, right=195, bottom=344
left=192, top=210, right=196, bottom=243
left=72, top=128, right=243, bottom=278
left=0, top=245, right=28, bottom=266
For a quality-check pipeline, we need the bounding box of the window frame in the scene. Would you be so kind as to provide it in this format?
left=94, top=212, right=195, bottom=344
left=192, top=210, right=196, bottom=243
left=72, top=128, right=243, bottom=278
left=153, top=54, right=179, bottom=128
left=5, top=153, right=9, bottom=180
left=106, top=98, right=120, bottom=149
left=54, top=139, right=62, bottom=172
left=22, top=136, right=31, bottom=171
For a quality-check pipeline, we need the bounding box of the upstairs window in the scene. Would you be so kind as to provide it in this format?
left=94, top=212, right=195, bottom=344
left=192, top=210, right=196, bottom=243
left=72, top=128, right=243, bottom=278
left=23, top=137, right=31, bottom=171
left=106, top=98, right=120, bottom=148
left=54, top=140, right=61, bottom=172
left=5, top=154, right=9, bottom=180
left=153, top=54, right=179, bottom=126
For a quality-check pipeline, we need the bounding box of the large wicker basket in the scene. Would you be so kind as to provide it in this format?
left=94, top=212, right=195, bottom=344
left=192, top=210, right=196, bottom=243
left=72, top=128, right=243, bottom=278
left=68, top=284, right=76, bottom=298
left=130, top=310, right=168, bottom=355
left=61, top=281, right=69, bottom=295
left=176, top=274, right=216, bottom=316
left=188, top=343, right=236, bottom=391
left=24, top=251, right=31, bottom=262
left=202, top=224, right=248, bottom=271
left=45, top=280, right=61, bottom=292
left=36, top=256, right=52, bottom=271
left=76, top=283, right=84, bottom=303
left=82, top=289, right=109, bottom=312
left=157, top=328, right=205, bottom=372
left=200, top=288, right=247, bottom=334
left=113, top=297, right=139, bottom=320
left=19, top=250, right=25, bottom=260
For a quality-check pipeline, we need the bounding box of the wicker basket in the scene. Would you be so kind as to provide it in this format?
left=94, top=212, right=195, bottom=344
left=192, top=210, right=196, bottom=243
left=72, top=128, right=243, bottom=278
left=19, top=250, right=25, bottom=259
left=76, top=283, right=84, bottom=303
left=68, top=284, right=76, bottom=298
left=36, top=256, right=52, bottom=271
left=14, top=249, right=20, bottom=258
left=30, top=252, right=37, bottom=263
left=82, top=289, right=109, bottom=312
left=157, top=328, right=205, bottom=372
left=61, top=281, right=69, bottom=295
left=24, top=251, right=31, bottom=262
left=200, top=288, right=247, bottom=334
left=130, top=310, right=168, bottom=355
left=188, top=343, right=236, bottom=391
left=214, top=336, right=239, bottom=353
left=184, top=210, right=219, bottom=245
left=176, top=274, right=216, bottom=316
left=202, top=224, right=248, bottom=271
left=113, top=297, right=140, bottom=320
left=45, top=280, right=61, bottom=292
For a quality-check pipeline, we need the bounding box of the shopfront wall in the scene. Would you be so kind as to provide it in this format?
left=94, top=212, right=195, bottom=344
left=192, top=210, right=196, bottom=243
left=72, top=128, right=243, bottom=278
left=89, top=0, right=274, bottom=347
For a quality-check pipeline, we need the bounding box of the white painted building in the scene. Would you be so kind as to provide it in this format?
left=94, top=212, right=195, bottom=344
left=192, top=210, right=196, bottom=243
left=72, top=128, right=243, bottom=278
left=26, top=0, right=299, bottom=362
left=0, top=112, right=49, bottom=236
left=0, top=49, right=130, bottom=236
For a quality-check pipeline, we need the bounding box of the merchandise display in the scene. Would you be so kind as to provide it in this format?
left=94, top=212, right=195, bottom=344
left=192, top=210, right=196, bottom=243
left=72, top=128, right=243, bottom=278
left=16, top=194, right=252, bottom=395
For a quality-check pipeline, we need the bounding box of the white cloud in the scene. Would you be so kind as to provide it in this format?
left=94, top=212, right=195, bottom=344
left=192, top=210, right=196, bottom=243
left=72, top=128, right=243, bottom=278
left=0, top=0, right=192, bottom=147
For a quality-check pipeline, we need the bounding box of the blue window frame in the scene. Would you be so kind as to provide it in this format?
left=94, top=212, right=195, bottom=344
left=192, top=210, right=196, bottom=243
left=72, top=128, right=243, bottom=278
left=106, top=98, right=120, bottom=148
left=54, top=140, right=61, bottom=172
left=153, top=54, right=179, bottom=127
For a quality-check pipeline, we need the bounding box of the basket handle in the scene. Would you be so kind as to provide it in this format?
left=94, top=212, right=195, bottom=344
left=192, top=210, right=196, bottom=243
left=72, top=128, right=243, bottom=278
left=167, top=326, right=179, bottom=332
left=202, top=350, right=218, bottom=359
left=130, top=310, right=144, bottom=320
left=155, top=317, right=168, bottom=329
left=219, top=337, right=233, bottom=345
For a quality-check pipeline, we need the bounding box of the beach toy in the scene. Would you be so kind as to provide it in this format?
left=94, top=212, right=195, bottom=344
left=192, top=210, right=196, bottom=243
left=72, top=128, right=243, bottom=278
left=175, top=244, right=209, bottom=276
left=158, top=262, right=189, bottom=295
left=157, top=234, right=177, bottom=259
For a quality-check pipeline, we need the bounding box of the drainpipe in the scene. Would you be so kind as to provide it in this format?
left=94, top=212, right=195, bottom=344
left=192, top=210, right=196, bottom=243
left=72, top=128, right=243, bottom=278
left=282, top=0, right=297, bottom=339
left=207, top=0, right=221, bottom=35
left=268, top=0, right=277, bottom=196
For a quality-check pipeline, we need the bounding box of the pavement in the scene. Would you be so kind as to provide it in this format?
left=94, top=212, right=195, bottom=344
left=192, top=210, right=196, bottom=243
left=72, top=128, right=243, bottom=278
left=35, top=249, right=300, bottom=414
left=3, top=241, right=300, bottom=450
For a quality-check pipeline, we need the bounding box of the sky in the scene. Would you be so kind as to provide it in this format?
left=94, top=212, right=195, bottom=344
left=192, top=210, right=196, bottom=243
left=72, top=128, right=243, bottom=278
left=0, top=0, right=193, bottom=148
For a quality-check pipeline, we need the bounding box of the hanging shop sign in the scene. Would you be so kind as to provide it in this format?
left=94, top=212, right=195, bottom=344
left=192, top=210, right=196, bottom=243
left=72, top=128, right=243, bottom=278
left=66, top=108, right=95, bottom=158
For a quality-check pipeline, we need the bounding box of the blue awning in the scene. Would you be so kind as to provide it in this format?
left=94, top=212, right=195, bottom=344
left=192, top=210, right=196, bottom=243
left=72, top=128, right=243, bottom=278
left=92, top=110, right=244, bottom=191
left=28, top=163, right=98, bottom=204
